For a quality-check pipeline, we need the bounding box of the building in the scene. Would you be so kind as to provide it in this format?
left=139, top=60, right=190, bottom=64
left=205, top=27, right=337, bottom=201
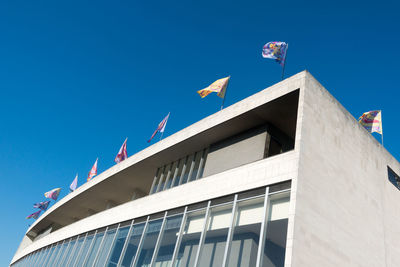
left=10, top=71, right=400, bottom=267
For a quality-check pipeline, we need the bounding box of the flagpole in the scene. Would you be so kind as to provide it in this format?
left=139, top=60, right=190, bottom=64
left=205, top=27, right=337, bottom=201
left=281, top=43, right=288, bottom=80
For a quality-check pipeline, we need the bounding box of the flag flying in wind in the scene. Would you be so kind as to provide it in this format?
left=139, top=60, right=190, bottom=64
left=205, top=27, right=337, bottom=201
left=262, top=41, right=288, bottom=66
left=197, top=76, right=230, bottom=99
left=87, top=158, right=98, bottom=181
left=26, top=210, right=41, bottom=220
left=44, top=188, right=61, bottom=201
left=115, top=138, right=128, bottom=163
left=33, top=201, right=50, bottom=211
left=70, top=174, right=78, bottom=192
left=358, top=110, right=382, bottom=134
left=148, top=113, right=170, bottom=143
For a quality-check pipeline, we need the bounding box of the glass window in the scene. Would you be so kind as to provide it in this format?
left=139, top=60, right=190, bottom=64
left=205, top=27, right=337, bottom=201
left=388, top=166, right=400, bottom=190
left=45, top=242, right=62, bottom=267
left=227, top=197, right=264, bottom=267
left=84, top=229, right=106, bottom=267
left=267, top=137, right=282, bottom=157
left=42, top=244, right=56, bottom=266
left=53, top=239, right=69, bottom=266
left=106, top=225, right=131, bottom=267
left=198, top=204, right=233, bottom=267
left=94, top=226, right=118, bottom=266
left=135, top=219, right=163, bottom=266
left=175, top=209, right=206, bottom=267
left=67, top=234, right=86, bottom=266
left=154, top=214, right=183, bottom=266
left=76, top=232, right=95, bottom=266
left=60, top=237, right=77, bottom=267
left=120, top=222, right=145, bottom=267
left=263, top=193, right=290, bottom=267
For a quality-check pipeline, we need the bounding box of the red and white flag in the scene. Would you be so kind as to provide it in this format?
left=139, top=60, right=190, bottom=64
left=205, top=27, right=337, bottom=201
left=148, top=113, right=170, bottom=143
left=87, top=158, right=98, bottom=181
left=115, top=138, right=128, bottom=163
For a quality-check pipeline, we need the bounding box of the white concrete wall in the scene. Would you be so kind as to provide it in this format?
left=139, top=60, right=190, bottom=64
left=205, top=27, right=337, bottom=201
left=11, top=151, right=298, bottom=264
left=291, top=72, right=400, bottom=267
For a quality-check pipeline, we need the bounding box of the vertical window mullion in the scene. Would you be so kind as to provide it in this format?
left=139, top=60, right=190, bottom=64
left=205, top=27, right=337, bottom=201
left=52, top=239, right=65, bottom=265
left=193, top=200, right=211, bottom=267
left=170, top=206, right=188, bottom=267
left=116, top=220, right=135, bottom=267
left=91, top=226, right=109, bottom=267
left=163, top=164, right=173, bottom=191
left=65, top=236, right=81, bottom=266
left=178, top=156, right=188, bottom=185
left=221, top=194, right=238, bottom=267
left=131, top=216, right=150, bottom=267
left=195, top=148, right=207, bottom=180
left=82, top=230, right=98, bottom=266
left=149, top=168, right=160, bottom=195
left=187, top=152, right=197, bottom=182
left=256, top=187, right=270, bottom=267
left=102, top=223, right=121, bottom=267
left=72, top=232, right=88, bottom=267
left=170, top=159, right=181, bottom=188
left=155, top=166, right=166, bottom=193
left=59, top=238, right=72, bottom=266
left=150, top=212, right=168, bottom=267
left=41, top=244, right=54, bottom=266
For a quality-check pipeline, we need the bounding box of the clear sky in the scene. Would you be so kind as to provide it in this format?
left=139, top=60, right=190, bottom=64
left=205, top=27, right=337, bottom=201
left=1, top=0, right=399, bottom=265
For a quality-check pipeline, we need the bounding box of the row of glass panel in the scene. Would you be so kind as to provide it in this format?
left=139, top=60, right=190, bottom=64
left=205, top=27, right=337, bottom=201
left=12, top=188, right=289, bottom=267
left=150, top=148, right=208, bottom=194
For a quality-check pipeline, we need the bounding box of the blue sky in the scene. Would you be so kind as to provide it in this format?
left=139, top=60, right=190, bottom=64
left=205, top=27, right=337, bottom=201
left=1, top=0, right=399, bottom=265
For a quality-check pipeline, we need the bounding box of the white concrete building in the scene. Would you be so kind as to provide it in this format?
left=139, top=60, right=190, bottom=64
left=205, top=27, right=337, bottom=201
left=10, top=71, right=400, bottom=267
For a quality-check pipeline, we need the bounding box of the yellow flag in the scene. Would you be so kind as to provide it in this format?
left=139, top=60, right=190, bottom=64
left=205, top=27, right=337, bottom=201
left=197, top=76, right=230, bottom=99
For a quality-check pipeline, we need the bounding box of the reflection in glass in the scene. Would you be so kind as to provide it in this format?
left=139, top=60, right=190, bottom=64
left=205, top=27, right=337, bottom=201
left=135, top=219, right=163, bottom=267
left=106, top=225, right=131, bottom=267
left=198, top=204, right=233, bottom=267
left=60, top=237, right=77, bottom=267
left=42, top=244, right=56, bottom=266
left=59, top=238, right=77, bottom=266
left=46, top=242, right=61, bottom=266
left=263, top=193, right=290, bottom=267
left=84, top=230, right=105, bottom=267
left=53, top=239, right=69, bottom=265
left=68, top=234, right=86, bottom=266
left=227, top=197, right=264, bottom=267
left=154, top=215, right=183, bottom=266
left=120, top=223, right=145, bottom=267
left=76, top=233, right=95, bottom=266
left=175, top=209, right=206, bottom=267
left=94, top=227, right=118, bottom=266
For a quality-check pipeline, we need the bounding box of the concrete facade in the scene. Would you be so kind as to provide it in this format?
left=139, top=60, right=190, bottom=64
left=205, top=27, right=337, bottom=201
left=11, top=71, right=400, bottom=267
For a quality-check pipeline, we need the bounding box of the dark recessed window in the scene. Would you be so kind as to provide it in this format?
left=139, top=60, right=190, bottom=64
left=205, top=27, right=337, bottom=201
left=388, top=167, right=400, bottom=190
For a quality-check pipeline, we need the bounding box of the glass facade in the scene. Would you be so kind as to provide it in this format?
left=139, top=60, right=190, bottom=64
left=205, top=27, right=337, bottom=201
left=11, top=185, right=290, bottom=267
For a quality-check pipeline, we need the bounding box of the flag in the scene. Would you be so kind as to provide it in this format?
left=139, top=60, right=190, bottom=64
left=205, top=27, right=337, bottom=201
left=70, top=174, right=78, bottom=192
left=358, top=110, right=382, bottom=134
left=26, top=210, right=41, bottom=220
left=33, top=201, right=50, bottom=211
left=148, top=113, right=170, bottom=143
left=87, top=158, right=98, bottom=181
left=44, top=188, right=61, bottom=201
left=262, top=41, right=288, bottom=66
left=115, top=138, right=128, bottom=163
left=197, top=76, right=230, bottom=99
